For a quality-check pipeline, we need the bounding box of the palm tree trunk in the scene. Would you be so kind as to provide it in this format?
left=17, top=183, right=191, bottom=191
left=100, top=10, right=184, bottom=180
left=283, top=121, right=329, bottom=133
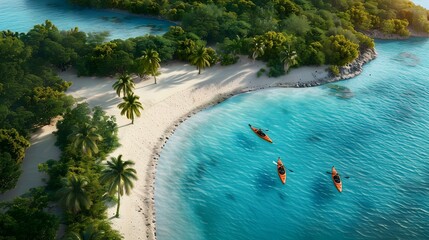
left=198, top=68, right=201, bottom=74
left=116, top=190, right=121, bottom=217
left=154, top=75, right=157, bottom=84
left=131, top=117, right=134, bottom=124
left=284, top=62, right=290, bottom=73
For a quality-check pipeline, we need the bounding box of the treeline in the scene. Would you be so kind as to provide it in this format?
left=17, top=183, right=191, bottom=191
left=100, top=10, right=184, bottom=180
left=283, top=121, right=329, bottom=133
left=39, top=103, right=123, bottom=239
left=5, top=0, right=428, bottom=191
left=2, top=0, right=428, bottom=199
left=0, top=188, right=59, bottom=239
left=68, top=0, right=429, bottom=36
left=65, top=0, right=428, bottom=76
left=1, top=103, right=124, bottom=239
left=0, top=22, right=76, bottom=193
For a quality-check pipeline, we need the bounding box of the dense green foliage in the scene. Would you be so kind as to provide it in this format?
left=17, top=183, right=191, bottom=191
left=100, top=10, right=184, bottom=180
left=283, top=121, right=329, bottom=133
left=66, top=0, right=429, bottom=70
left=0, top=188, right=59, bottom=240
left=0, top=129, right=30, bottom=193
left=1, top=0, right=428, bottom=237
left=0, top=21, right=79, bottom=191
left=0, top=26, right=74, bottom=137
left=41, top=103, right=121, bottom=239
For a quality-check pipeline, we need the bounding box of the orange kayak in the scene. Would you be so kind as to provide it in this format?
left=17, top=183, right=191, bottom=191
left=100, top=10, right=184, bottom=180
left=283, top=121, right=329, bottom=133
left=331, top=166, right=342, bottom=192
left=277, top=158, right=286, bottom=184
left=249, top=124, right=272, bottom=143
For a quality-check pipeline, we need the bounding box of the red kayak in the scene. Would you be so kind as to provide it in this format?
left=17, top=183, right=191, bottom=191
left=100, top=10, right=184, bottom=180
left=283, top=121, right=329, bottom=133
left=277, top=158, right=286, bottom=184
left=331, top=166, right=342, bottom=192
left=249, top=124, right=273, bottom=143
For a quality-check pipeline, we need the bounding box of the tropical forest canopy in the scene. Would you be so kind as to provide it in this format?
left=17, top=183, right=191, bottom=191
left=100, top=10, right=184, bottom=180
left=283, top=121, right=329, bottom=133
left=1, top=0, right=428, bottom=238
left=67, top=0, right=428, bottom=73
left=1, top=0, right=428, bottom=193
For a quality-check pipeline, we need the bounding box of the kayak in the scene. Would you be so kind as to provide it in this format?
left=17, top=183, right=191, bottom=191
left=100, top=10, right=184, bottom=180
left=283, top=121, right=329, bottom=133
left=277, top=158, right=286, bottom=184
left=331, top=166, right=342, bottom=192
left=248, top=124, right=273, bottom=143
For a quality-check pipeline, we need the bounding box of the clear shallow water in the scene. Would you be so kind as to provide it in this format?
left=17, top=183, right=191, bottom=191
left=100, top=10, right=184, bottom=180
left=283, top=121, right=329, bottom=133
left=0, top=0, right=174, bottom=39
left=155, top=38, right=429, bottom=239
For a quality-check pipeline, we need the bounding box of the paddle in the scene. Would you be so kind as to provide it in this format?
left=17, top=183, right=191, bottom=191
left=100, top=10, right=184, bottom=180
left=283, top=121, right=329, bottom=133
left=248, top=124, right=269, bottom=131
left=326, top=171, right=350, bottom=179
left=272, top=161, right=294, bottom=172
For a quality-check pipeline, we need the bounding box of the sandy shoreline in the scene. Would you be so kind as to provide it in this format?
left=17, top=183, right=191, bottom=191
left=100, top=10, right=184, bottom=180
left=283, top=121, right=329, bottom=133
left=60, top=57, right=333, bottom=240
left=0, top=121, right=60, bottom=202
left=0, top=51, right=375, bottom=239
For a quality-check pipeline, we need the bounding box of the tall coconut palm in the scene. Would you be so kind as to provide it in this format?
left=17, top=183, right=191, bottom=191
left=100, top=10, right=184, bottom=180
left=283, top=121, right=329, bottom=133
left=251, top=40, right=265, bottom=61
left=280, top=45, right=298, bottom=73
left=69, top=123, right=103, bottom=157
left=190, top=46, right=211, bottom=74
left=100, top=155, right=137, bottom=218
left=228, top=35, right=242, bottom=55
left=117, top=93, right=144, bottom=124
left=139, top=49, right=161, bottom=84
left=57, top=175, right=92, bottom=213
left=67, top=224, right=105, bottom=240
left=112, top=74, right=135, bottom=97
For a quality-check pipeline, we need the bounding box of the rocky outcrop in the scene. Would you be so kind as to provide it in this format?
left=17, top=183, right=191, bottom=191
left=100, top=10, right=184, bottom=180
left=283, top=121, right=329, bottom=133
left=363, top=29, right=429, bottom=39
left=335, top=47, right=377, bottom=81
left=363, top=30, right=410, bottom=40
left=286, top=47, right=377, bottom=88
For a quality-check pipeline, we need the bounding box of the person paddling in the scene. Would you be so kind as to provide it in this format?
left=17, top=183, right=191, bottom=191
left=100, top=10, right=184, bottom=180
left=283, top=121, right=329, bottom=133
left=277, top=157, right=286, bottom=175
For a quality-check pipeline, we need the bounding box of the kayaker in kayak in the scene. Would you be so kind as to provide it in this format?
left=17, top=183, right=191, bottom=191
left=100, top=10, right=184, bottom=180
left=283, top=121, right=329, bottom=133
left=331, top=166, right=342, bottom=192
left=277, top=157, right=287, bottom=184
left=333, top=174, right=340, bottom=183
left=248, top=124, right=273, bottom=143
left=278, top=157, right=285, bottom=174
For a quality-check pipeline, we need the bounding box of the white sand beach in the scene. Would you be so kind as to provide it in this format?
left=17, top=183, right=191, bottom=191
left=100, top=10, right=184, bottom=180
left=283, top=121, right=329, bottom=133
left=2, top=57, right=332, bottom=239
left=0, top=120, right=60, bottom=202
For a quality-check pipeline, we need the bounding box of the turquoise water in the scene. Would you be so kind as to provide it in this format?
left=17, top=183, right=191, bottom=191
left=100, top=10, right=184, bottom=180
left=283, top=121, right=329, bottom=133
left=0, top=0, right=173, bottom=39
left=155, top=38, right=429, bottom=239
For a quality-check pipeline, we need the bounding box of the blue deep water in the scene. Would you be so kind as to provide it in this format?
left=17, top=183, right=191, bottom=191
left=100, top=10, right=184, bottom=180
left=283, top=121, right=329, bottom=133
left=0, top=0, right=173, bottom=39
left=155, top=39, right=429, bottom=240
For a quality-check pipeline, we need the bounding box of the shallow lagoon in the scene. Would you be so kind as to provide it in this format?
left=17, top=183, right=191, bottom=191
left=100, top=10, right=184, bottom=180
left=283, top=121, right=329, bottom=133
left=0, top=0, right=173, bottom=39
left=155, top=39, right=429, bottom=239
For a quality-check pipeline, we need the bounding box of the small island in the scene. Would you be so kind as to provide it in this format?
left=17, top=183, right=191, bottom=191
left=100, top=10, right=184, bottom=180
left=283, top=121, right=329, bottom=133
left=0, top=0, right=428, bottom=239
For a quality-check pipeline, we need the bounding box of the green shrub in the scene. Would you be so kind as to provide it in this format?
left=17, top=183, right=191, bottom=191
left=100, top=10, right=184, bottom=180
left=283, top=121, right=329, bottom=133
left=329, top=65, right=340, bottom=76
left=220, top=54, right=239, bottom=66
left=257, top=68, right=266, bottom=77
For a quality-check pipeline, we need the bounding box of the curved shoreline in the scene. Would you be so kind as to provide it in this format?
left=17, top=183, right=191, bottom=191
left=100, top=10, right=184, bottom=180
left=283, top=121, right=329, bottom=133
left=144, top=48, right=377, bottom=239
left=2, top=47, right=376, bottom=239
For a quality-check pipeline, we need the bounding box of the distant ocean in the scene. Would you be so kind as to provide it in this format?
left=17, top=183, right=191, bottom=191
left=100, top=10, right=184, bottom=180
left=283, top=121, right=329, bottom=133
left=413, top=0, right=429, bottom=8
left=0, top=0, right=173, bottom=39
left=155, top=39, right=429, bottom=239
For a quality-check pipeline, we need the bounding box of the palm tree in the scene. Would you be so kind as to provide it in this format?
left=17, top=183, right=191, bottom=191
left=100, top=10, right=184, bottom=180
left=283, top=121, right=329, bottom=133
left=57, top=175, right=92, bottom=213
left=100, top=155, right=137, bottom=218
left=190, top=46, right=211, bottom=74
left=280, top=45, right=298, bottom=73
left=139, top=49, right=161, bottom=84
left=251, top=40, right=265, bottom=62
left=112, top=74, right=135, bottom=97
left=228, top=35, right=242, bottom=55
left=69, top=123, right=103, bottom=157
left=67, top=224, right=105, bottom=240
left=117, top=93, right=144, bottom=124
